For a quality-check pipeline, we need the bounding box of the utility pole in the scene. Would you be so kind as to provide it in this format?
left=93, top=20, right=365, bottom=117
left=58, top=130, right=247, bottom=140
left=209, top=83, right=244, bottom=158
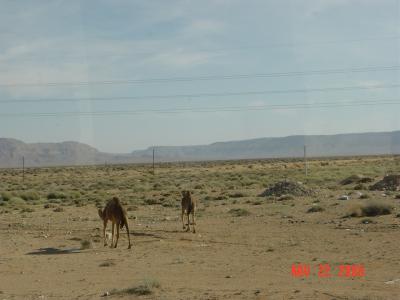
left=304, top=145, right=308, bottom=177
left=152, top=147, right=155, bottom=175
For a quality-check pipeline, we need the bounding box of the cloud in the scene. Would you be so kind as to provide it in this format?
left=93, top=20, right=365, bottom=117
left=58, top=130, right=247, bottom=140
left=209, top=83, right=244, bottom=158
left=144, top=49, right=216, bottom=68
left=186, top=19, right=226, bottom=35
left=356, top=80, right=385, bottom=88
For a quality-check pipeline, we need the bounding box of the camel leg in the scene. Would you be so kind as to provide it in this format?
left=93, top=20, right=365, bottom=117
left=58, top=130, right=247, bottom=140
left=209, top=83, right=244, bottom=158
left=192, top=211, right=196, bottom=233
left=125, top=221, right=132, bottom=249
left=114, top=224, right=120, bottom=248
left=181, top=208, right=185, bottom=230
left=186, top=214, right=190, bottom=232
left=111, top=222, right=115, bottom=248
left=103, top=220, right=108, bottom=247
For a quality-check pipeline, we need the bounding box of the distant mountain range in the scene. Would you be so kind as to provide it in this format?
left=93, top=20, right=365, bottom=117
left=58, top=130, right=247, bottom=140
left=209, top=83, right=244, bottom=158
left=1, top=130, right=400, bottom=167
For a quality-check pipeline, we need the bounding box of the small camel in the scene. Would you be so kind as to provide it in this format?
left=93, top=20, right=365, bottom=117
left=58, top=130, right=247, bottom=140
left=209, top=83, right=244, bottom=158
left=181, top=190, right=197, bottom=233
left=98, top=196, right=131, bottom=249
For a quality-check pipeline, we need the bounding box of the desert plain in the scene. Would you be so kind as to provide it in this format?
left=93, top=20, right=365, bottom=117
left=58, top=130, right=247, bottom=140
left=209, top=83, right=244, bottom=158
left=0, top=156, right=400, bottom=299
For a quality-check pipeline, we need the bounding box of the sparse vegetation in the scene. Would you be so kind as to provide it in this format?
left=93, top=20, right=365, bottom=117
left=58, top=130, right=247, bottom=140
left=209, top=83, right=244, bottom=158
left=111, top=279, right=160, bottom=296
left=347, top=201, right=393, bottom=217
left=228, top=208, right=250, bottom=217
left=99, top=260, right=115, bottom=267
left=80, top=239, right=93, bottom=250
left=19, top=191, right=40, bottom=201
left=229, top=192, right=247, bottom=198
left=307, top=205, right=324, bottom=213
left=47, top=192, right=67, bottom=200
left=0, top=156, right=399, bottom=299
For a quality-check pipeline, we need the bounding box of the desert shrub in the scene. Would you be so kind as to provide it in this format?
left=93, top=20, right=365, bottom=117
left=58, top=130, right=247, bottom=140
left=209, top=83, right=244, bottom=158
left=68, top=191, right=81, bottom=199
left=20, top=191, right=40, bottom=201
left=214, top=195, right=228, bottom=201
left=360, top=194, right=370, bottom=199
left=47, top=192, right=67, bottom=200
left=307, top=205, right=324, bottom=213
left=354, top=184, right=366, bottom=190
left=347, top=201, right=393, bottom=217
left=203, top=195, right=212, bottom=201
left=340, top=175, right=363, bottom=185
left=0, top=192, right=12, bottom=201
left=53, top=206, right=64, bottom=212
left=48, top=198, right=61, bottom=204
left=360, top=202, right=392, bottom=216
left=143, top=198, right=161, bottom=205
left=9, top=197, right=25, bottom=205
left=99, top=260, right=115, bottom=267
left=229, top=192, right=247, bottom=198
left=20, top=207, right=35, bottom=213
left=340, top=175, right=372, bottom=185
left=278, top=195, right=294, bottom=201
left=80, top=239, right=93, bottom=250
left=252, top=200, right=263, bottom=205
left=73, top=199, right=85, bottom=207
left=161, top=199, right=177, bottom=208
left=112, top=279, right=160, bottom=296
left=228, top=208, right=250, bottom=217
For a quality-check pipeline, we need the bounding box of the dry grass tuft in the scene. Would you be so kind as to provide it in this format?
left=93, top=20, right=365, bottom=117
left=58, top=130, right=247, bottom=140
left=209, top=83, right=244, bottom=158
left=80, top=239, right=93, bottom=250
left=111, top=278, right=160, bottom=296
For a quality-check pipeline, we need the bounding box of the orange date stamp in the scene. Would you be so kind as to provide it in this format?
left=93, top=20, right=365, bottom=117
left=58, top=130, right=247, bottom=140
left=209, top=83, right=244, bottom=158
left=291, top=264, right=365, bottom=278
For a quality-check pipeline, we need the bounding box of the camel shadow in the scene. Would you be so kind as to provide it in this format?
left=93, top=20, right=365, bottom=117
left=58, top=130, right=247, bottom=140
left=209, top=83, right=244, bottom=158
left=27, top=247, right=81, bottom=255
left=151, top=228, right=182, bottom=234
left=130, top=231, right=163, bottom=239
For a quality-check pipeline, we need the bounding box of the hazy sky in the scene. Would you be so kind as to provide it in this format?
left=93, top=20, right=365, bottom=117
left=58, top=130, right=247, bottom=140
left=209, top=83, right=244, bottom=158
left=1, top=0, right=400, bottom=153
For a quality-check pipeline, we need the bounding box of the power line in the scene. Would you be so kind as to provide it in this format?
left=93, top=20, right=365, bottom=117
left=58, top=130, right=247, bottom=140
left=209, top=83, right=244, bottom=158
left=1, top=98, right=400, bottom=117
left=1, top=65, right=400, bottom=88
left=2, top=83, right=400, bottom=104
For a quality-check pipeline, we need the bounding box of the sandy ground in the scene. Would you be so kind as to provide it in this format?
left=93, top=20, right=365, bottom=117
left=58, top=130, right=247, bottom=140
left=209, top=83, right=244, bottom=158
left=1, top=191, right=399, bottom=300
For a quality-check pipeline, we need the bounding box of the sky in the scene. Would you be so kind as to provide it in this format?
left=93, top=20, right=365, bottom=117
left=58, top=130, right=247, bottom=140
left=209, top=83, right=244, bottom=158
left=1, top=0, right=400, bottom=153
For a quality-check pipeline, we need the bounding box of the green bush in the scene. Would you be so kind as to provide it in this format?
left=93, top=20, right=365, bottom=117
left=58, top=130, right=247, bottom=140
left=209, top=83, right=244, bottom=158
left=8, top=197, right=26, bottom=206
left=0, top=192, right=12, bottom=201
left=47, top=192, right=67, bottom=200
left=20, top=191, right=40, bottom=201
